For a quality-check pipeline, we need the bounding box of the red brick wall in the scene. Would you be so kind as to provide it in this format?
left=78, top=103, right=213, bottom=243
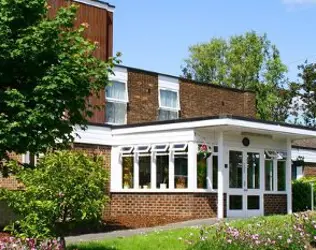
left=110, top=192, right=221, bottom=218
left=126, top=70, right=159, bottom=124
left=264, top=194, right=287, bottom=215
left=303, top=164, right=316, bottom=177
left=180, top=80, right=256, bottom=118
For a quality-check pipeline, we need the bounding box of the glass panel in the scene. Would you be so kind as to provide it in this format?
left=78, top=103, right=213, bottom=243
left=106, top=102, right=126, bottom=124
left=139, top=156, right=151, bottom=189
left=160, top=89, right=178, bottom=108
left=158, top=109, right=178, bottom=121
left=135, top=145, right=150, bottom=152
left=247, top=195, right=260, bottom=210
left=122, top=157, right=133, bottom=189
left=152, top=144, right=168, bottom=152
left=156, top=155, right=169, bottom=189
left=277, top=161, right=286, bottom=191
left=197, top=156, right=207, bottom=189
left=106, top=81, right=126, bottom=100
left=247, top=152, right=260, bottom=189
left=171, top=143, right=187, bottom=151
left=213, top=146, right=218, bottom=153
left=265, top=160, right=274, bottom=191
left=212, top=155, right=218, bottom=189
left=229, top=195, right=243, bottom=210
left=175, top=155, right=188, bottom=189
left=229, top=151, right=243, bottom=189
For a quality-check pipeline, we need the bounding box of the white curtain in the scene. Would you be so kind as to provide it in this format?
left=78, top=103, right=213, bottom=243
left=106, top=81, right=126, bottom=100
left=106, top=102, right=126, bottom=124
left=160, top=89, right=178, bottom=109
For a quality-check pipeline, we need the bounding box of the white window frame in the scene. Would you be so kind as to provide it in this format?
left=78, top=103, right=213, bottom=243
left=119, top=146, right=134, bottom=154
left=158, top=88, right=180, bottom=119
left=170, top=143, right=187, bottom=152
left=152, top=144, right=169, bottom=152
left=105, top=79, right=129, bottom=125
left=134, top=145, right=151, bottom=153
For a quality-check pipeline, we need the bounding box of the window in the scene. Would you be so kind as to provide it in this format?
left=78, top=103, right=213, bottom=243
left=122, top=156, right=133, bottom=189
left=277, top=161, right=286, bottom=191
left=197, top=155, right=207, bottom=189
left=156, top=154, right=169, bottom=189
left=265, top=157, right=274, bottom=191
left=174, top=154, right=188, bottom=189
left=105, top=81, right=127, bottom=124
left=139, top=156, right=151, bottom=189
left=212, top=155, right=218, bottom=189
left=158, top=89, right=179, bottom=120
left=170, top=143, right=187, bottom=151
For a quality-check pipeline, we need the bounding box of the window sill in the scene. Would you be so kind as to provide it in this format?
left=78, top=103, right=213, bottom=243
left=263, top=191, right=287, bottom=195
left=111, top=188, right=218, bottom=193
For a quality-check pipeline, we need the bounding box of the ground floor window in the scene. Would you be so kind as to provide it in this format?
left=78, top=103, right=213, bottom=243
left=277, top=160, right=286, bottom=191
left=175, top=154, right=188, bottom=189
left=265, top=159, right=274, bottom=191
left=122, top=156, right=133, bottom=189
left=212, top=155, right=218, bottom=189
left=156, top=154, right=169, bottom=189
left=197, top=156, right=207, bottom=189
left=139, top=156, right=151, bottom=189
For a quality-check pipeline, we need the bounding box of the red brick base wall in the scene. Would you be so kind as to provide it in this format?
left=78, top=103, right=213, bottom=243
left=264, top=194, right=287, bottom=215
left=304, top=164, right=316, bottom=177
left=110, top=192, right=222, bottom=219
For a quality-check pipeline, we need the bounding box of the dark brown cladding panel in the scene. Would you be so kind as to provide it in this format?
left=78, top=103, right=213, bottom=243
left=47, top=0, right=113, bottom=124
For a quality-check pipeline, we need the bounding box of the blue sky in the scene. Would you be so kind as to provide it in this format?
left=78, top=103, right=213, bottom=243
left=110, top=0, right=316, bottom=81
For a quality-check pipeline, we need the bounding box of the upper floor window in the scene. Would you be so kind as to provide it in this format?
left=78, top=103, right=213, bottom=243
left=105, top=81, right=128, bottom=124
left=158, top=89, right=179, bottom=120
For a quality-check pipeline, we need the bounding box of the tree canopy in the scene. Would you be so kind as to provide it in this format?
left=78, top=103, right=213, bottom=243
left=0, top=0, right=117, bottom=160
left=182, top=31, right=298, bottom=121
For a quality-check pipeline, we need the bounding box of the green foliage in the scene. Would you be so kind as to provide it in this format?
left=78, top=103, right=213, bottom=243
left=292, top=177, right=316, bottom=212
left=0, top=0, right=118, bottom=159
left=0, top=150, right=108, bottom=239
left=182, top=31, right=298, bottom=121
left=292, top=180, right=312, bottom=212
left=297, top=62, right=316, bottom=126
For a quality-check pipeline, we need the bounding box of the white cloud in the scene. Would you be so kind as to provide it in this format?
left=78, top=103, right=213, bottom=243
left=282, top=0, right=316, bottom=5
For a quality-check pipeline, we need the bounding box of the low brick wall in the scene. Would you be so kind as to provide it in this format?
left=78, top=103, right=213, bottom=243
left=110, top=192, right=221, bottom=219
left=264, top=194, right=287, bottom=215
left=303, top=164, right=316, bottom=177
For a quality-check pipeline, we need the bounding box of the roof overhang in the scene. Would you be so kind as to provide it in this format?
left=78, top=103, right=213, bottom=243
left=111, top=117, right=316, bottom=140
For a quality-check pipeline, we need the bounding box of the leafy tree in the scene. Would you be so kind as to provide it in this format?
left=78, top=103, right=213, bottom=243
left=0, top=150, right=108, bottom=245
left=0, top=0, right=117, bottom=160
left=297, top=62, right=316, bottom=126
left=182, top=31, right=297, bottom=121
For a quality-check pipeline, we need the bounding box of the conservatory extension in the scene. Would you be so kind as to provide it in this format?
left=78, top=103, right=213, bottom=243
left=76, top=116, right=316, bottom=218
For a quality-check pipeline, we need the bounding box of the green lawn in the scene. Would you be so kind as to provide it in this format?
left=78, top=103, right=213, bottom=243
left=67, top=213, right=316, bottom=250
left=67, top=227, right=201, bottom=250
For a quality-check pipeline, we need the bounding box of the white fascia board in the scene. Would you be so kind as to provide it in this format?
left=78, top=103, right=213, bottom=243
left=73, top=0, right=115, bottom=12
left=111, top=130, right=195, bottom=146
left=112, top=118, right=316, bottom=138
left=73, top=125, right=114, bottom=145
left=110, top=66, right=127, bottom=82
left=292, top=148, right=316, bottom=163
left=158, top=75, right=179, bottom=91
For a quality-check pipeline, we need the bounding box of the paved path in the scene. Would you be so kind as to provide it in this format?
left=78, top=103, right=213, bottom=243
left=66, top=218, right=218, bottom=244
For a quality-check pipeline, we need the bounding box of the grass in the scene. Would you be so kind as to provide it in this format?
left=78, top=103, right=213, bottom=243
left=67, top=214, right=311, bottom=250
left=67, top=227, right=201, bottom=250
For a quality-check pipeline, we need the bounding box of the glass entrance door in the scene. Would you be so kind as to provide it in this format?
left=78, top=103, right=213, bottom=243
left=227, top=150, right=262, bottom=218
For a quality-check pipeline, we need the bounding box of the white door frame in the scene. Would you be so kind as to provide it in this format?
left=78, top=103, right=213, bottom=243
left=226, top=147, right=264, bottom=218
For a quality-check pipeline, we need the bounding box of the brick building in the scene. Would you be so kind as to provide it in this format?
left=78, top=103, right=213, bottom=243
left=1, top=0, right=316, bottom=225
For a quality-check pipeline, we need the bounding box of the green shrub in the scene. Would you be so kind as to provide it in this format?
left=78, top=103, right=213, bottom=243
left=0, top=150, right=108, bottom=241
left=292, top=180, right=312, bottom=212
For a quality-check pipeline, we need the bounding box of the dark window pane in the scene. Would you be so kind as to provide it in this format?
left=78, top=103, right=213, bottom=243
left=247, top=152, right=260, bottom=189
left=229, top=151, right=243, bottom=189
left=265, top=160, right=274, bottom=191
left=229, top=195, right=243, bottom=210
left=247, top=195, right=260, bottom=210
left=139, top=156, right=151, bottom=188
left=156, top=155, right=169, bottom=189
left=175, top=155, right=188, bottom=189
left=277, top=161, right=286, bottom=191
left=212, top=155, right=218, bottom=189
